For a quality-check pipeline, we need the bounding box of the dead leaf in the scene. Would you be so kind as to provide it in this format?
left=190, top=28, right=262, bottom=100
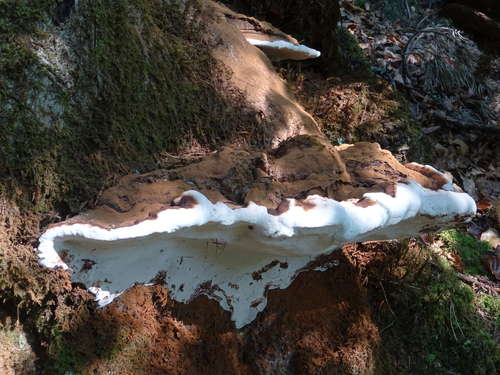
left=435, top=248, right=465, bottom=272
left=387, top=34, right=403, bottom=48
left=419, top=233, right=434, bottom=246
left=347, top=24, right=357, bottom=32
left=477, top=199, right=492, bottom=211
left=406, top=54, right=420, bottom=64
left=422, top=125, right=441, bottom=134
left=482, top=246, right=500, bottom=280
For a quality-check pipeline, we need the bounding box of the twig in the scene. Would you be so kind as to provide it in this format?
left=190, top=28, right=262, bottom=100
left=449, top=301, right=465, bottom=341
left=380, top=320, right=395, bottom=334
left=453, top=301, right=465, bottom=337
left=456, top=272, right=499, bottom=296
left=380, top=281, right=396, bottom=318
left=405, top=0, right=411, bottom=19
left=449, top=302, right=458, bottom=341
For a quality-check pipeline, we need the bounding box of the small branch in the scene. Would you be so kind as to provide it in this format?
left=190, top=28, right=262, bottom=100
left=436, top=116, right=500, bottom=134
left=379, top=281, right=397, bottom=318
left=456, top=272, right=499, bottom=296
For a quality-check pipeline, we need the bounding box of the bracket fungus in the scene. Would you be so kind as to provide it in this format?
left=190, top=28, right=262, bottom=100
left=245, top=38, right=321, bottom=61
left=217, top=1, right=321, bottom=61
left=38, top=136, right=476, bottom=328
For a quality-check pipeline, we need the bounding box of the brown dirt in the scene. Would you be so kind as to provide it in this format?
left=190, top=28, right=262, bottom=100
left=53, top=247, right=379, bottom=375
left=288, top=71, right=416, bottom=150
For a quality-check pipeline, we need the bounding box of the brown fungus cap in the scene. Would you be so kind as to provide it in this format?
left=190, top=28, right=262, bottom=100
left=54, top=135, right=455, bottom=231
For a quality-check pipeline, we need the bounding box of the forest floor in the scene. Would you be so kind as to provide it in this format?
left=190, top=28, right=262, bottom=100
left=0, top=1, right=499, bottom=374
left=283, top=0, right=500, bottom=373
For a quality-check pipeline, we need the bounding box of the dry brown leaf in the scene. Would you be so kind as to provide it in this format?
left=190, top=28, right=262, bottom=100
left=477, top=199, right=492, bottom=211
left=407, top=54, right=420, bottom=64
left=435, top=248, right=465, bottom=272
left=387, top=34, right=403, bottom=48
left=482, top=246, right=500, bottom=280
left=451, top=138, right=469, bottom=155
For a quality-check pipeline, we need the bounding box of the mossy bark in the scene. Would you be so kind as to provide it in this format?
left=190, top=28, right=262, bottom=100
left=0, top=0, right=263, bottom=214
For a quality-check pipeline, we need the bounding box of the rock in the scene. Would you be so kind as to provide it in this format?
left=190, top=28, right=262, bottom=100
left=37, top=135, right=476, bottom=328
left=480, top=228, right=500, bottom=248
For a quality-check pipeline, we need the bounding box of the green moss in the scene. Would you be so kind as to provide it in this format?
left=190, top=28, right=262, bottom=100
left=477, top=293, right=500, bottom=329
left=0, top=0, right=264, bottom=214
left=337, top=27, right=371, bottom=76
left=49, top=329, right=86, bottom=375
left=439, top=229, right=492, bottom=275
left=372, top=245, right=499, bottom=374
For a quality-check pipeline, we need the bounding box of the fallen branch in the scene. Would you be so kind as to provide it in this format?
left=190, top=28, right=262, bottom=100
left=433, top=112, right=500, bottom=133
left=456, top=272, right=499, bottom=296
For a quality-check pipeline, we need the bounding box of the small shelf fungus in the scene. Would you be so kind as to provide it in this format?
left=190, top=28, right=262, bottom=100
left=216, top=1, right=321, bottom=61
left=245, top=38, right=321, bottom=61
left=37, top=136, right=476, bottom=328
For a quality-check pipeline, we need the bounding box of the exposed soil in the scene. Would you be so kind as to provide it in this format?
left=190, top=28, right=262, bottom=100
left=46, top=247, right=379, bottom=375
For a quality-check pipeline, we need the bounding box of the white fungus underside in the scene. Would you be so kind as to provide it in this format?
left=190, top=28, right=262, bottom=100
left=37, top=180, right=475, bottom=328
left=245, top=38, right=321, bottom=58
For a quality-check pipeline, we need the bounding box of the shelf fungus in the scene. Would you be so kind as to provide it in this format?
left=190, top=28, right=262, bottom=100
left=37, top=136, right=476, bottom=328
left=216, top=2, right=321, bottom=61
left=245, top=38, right=321, bottom=61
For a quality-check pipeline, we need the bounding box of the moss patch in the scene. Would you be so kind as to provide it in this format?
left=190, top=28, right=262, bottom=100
left=0, top=0, right=264, bottom=215
left=287, top=69, right=419, bottom=151
left=352, top=241, right=499, bottom=374
left=439, top=229, right=492, bottom=275
left=336, top=27, right=370, bottom=76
